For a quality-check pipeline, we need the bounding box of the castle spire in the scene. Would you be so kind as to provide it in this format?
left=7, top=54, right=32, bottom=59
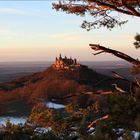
left=74, top=58, right=77, bottom=64
left=59, top=54, right=62, bottom=59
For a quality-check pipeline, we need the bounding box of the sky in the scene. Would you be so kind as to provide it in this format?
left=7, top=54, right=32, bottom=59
left=0, top=1, right=139, bottom=62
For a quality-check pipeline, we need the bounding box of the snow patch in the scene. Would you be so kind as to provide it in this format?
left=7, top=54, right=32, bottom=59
left=34, top=127, right=52, bottom=134
left=46, top=102, right=65, bottom=109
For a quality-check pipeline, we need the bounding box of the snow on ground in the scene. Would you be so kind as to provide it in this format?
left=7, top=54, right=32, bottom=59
left=46, top=102, right=65, bottom=109
left=0, top=117, right=27, bottom=126
left=34, top=127, right=52, bottom=134
left=132, top=131, right=140, bottom=140
left=0, top=102, right=65, bottom=128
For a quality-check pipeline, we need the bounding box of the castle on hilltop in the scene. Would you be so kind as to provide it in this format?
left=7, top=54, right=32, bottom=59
left=52, top=54, right=80, bottom=70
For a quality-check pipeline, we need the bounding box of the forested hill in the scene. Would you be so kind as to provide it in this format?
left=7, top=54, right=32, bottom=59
left=0, top=64, right=128, bottom=116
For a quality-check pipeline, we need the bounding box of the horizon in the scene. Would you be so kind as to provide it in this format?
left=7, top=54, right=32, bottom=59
left=0, top=59, right=132, bottom=69
left=0, top=59, right=133, bottom=63
left=0, top=1, right=139, bottom=61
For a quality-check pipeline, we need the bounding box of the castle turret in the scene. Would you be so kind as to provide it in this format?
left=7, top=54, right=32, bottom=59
left=59, top=54, right=62, bottom=60
left=70, top=57, right=73, bottom=63
left=74, top=59, right=77, bottom=64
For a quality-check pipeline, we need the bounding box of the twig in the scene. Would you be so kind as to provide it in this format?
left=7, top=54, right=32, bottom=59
left=87, top=115, right=109, bottom=128
left=93, top=51, right=105, bottom=55
left=112, top=71, right=127, bottom=80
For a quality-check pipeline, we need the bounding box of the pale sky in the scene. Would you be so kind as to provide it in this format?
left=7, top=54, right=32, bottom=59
left=0, top=1, right=140, bottom=62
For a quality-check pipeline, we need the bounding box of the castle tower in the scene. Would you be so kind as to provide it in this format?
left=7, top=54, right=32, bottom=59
left=74, top=59, right=77, bottom=64
left=59, top=54, right=62, bottom=60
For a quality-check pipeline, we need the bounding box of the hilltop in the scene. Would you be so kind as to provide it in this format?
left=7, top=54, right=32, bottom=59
left=0, top=55, right=128, bottom=116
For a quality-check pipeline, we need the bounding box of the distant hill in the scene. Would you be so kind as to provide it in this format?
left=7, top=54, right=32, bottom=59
left=0, top=65, right=109, bottom=98
left=0, top=60, right=132, bottom=83
left=0, top=58, right=130, bottom=116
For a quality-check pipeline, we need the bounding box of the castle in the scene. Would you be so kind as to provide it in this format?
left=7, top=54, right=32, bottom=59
left=52, top=54, right=80, bottom=70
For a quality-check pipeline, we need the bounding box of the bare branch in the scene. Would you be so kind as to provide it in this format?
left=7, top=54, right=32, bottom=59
left=112, top=71, right=126, bottom=80
left=87, top=114, right=109, bottom=128
left=90, top=44, right=140, bottom=66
